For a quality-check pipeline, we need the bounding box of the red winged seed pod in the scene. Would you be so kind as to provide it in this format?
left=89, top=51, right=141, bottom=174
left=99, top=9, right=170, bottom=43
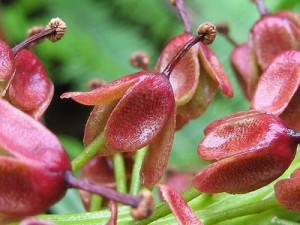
left=194, top=110, right=299, bottom=194
left=155, top=0, right=233, bottom=130
left=251, top=50, right=300, bottom=132
left=8, top=49, right=54, bottom=120
left=0, top=18, right=66, bottom=119
left=159, top=184, right=203, bottom=225
left=0, top=98, right=71, bottom=223
left=62, top=72, right=176, bottom=188
left=62, top=22, right=217, bottom=187
left=230, top=3, right=300, bottom=99
left=274, top=168, right=300, bottom=213
left=0, top=40, right=14, bottom=96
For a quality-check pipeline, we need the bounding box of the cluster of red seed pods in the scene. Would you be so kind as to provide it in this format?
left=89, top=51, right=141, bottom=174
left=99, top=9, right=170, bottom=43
left=2, top=0, right=300, bottom=223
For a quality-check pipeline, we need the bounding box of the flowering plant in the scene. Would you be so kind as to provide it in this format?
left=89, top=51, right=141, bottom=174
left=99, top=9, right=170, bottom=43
left=1, top=0, right=300, bottom=224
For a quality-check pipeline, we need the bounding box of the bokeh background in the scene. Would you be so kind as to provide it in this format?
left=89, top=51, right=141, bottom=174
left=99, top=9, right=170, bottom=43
left=1, top=0, right=300, bottom=214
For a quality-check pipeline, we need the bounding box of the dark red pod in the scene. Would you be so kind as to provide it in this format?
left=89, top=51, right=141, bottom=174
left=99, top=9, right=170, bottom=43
left=154, top=1, right=232, bottom=130
left=275, top=168, right=300, bottom=213
left=159, top=184, right=202, bottom=225
left=251, top=50, right=300, bottom=131
left=0, top=99, right=70, bottom=223
left=230, top=9, right=300, bottom=99
left=8, top=50, right=54, bottom=120
left=0, top=40, right=15, bottom=96
left=194, top=110, right=299, bottom=194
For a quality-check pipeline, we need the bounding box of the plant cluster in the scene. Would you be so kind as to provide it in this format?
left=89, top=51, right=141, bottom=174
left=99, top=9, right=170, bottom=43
left=1, top=0, right=300, bottom=224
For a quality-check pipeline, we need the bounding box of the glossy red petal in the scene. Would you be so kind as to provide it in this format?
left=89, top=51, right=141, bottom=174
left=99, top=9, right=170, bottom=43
left=9, top=50, right=53, bottom=115
left=155, top=34, right=200, bottom=105
left=0, top=40, right=14, bottom=81
left=158, top=185, right=202, bottom=225
left=61, top=72, right=143, bottom=105
left=274, top=10, right=300, bottom=31
left=105, top=74, right=175, bottom=151
left=275, top=172, right=300, bottom=212
left=251, top=51, right=300, bottom=115
left=155, top=33, right=200, bottom=105
left=0, top=155, right=67, bottom=222
left=198, top=44, right=233, bottom=98
left=140, top=106, right=175, bottom=187
left=176, top=66, right=218, bottom=124
left=199, top=111, right=287, bottom=161
left=194, top=139, right=296, bottom=194
left=280, top=87, right=300, bottom=131
left=230, top=43, right=260, bottom=99
left=251, top=16, right=300, bottom=71
left=0, top=98, right=70, bottom=170
left=204, top=110, right=262, bottom=135
left=84, top=101, right=118, bottom=147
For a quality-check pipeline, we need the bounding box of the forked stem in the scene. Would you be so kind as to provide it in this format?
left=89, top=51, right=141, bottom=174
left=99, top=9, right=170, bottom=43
left=171, top=0, right=191, bottom=33
left=162, top=22, right=216, bottom=78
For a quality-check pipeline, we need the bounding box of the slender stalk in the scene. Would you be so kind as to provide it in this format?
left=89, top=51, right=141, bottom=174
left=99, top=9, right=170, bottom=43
left=253, top=0, right=269, bottom=16
left=72, top=133, right=105, bottom=173
left=66, top=171, right=142, bottom=208
left=129, top=147, right=148, bottom=195
left=172, top=0, right=191, bottom=33
left=113, top=153, right=127, bottom=193
left=162, top=34, right=204, bottom=77
left=202, top=196, right=279, bottom=225
left=12, top=28, right=56, bottom=55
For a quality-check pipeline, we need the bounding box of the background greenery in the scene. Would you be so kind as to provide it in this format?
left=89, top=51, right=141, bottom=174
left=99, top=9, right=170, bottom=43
left=1, top=0, right=300, bottom=217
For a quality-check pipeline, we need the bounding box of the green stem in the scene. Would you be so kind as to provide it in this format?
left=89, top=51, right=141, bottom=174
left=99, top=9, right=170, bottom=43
left=202, top=196, right=279, bottom=225
left=113, top=153, right=127, bottom=193
left=272, top=217, right=300, bottom=225
left=131, top=188, right=201, bottom=225
left=129, top=147, right=148, bottom=195
left=72, top=133, right=105, bottom=173
left=89, top=194, right=103, bottom=212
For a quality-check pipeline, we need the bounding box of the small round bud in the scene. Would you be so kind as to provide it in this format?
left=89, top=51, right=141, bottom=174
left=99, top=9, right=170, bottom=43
left=169, top=0, right=177, bottom=6
left=131, top=190, right=154, bottom=220
left=197, top=22, right=217, bottom=45
left=46, top=18, right=67, bottom=42
left=216, top=23, right=229, bottom=36
left=86, top=78, right=106, bottom=90
left=129, top=51, right=150, bottom=70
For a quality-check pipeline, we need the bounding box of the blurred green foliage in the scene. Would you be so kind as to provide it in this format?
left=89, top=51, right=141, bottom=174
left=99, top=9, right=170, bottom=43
left=1, top=0, right=300, bottom=216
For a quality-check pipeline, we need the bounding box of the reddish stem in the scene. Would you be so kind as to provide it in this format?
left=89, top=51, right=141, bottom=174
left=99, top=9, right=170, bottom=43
left=12, top=28, right=56, bottom=56
left=287, top=129, right=300, bottom=142
left=253, top=0, right=269, bottom=16
left=162, top=34, right=203, bottom=78
left=65, top=171, right=142, bottom=207
left=172, top=0, right=191, bottom=33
